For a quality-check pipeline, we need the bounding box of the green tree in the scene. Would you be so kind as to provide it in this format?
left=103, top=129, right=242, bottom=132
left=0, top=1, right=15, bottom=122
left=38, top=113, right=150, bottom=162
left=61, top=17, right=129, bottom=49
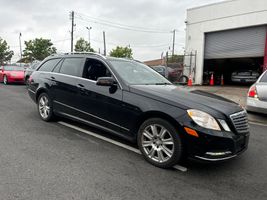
left=109, top=46, right=133, bottom=59
left=0, top=37, right=14, bottom=65
left=23, top=38, right=57, bottom=61
left=75, top=38, right=94, bottom=52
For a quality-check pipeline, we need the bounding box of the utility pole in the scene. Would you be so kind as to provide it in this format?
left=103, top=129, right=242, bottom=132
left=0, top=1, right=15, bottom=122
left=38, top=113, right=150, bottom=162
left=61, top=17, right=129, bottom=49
left=172, top=29, right=176, bottom=57
left=19, top=33, right=22, bottom=59
left=70, top=11, right=74, bottom=52
left=103, top=31, right=106, bottom=56
left=86, top=26, right=92, bottom=44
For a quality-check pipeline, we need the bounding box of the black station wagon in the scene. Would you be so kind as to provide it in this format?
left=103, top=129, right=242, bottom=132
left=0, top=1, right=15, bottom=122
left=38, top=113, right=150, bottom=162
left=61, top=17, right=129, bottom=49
left=28, top=52, right=249, bottom=168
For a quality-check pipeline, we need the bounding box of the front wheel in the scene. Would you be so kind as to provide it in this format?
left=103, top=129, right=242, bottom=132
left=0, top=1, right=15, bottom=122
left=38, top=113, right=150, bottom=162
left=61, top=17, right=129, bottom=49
left=3, top=75, right=8, bottom=85
left=137, top=118, right=183, bottom=168
left=37, top=93, right=54, bottom=121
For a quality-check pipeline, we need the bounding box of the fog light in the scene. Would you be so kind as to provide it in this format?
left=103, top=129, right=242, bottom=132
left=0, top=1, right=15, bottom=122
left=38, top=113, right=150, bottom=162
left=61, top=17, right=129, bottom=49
left=205, top=151, right=232, bottom=156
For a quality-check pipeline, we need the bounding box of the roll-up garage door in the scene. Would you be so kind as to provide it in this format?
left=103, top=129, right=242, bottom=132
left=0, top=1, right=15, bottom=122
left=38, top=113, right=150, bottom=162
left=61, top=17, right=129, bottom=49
left=204, top=26, right=266, bottom=59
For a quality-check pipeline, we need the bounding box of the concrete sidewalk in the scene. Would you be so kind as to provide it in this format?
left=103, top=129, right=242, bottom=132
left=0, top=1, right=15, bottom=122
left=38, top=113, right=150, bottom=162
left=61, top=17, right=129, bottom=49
left=191, top=86, right=267, bottom=125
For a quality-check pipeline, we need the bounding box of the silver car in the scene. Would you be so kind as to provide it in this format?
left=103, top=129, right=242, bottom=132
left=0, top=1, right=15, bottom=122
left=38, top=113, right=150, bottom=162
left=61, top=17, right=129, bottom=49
left=246, top=70, right=267, bottom=114
left=231, top=70, right=259, bottom=83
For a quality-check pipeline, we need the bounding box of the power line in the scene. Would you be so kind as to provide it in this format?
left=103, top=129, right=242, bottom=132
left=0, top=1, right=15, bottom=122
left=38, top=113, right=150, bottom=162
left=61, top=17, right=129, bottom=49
left=75, top=13, right=173, bottom=34
left=75, top=12, right=172, bottom=33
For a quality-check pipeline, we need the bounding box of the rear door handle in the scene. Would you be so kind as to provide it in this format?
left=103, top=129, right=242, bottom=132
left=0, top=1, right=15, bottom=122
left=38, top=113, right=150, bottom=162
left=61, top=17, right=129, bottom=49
left=77, top=83, right=85, bottom=88
left=77, top=83, right=86, bottom=93
left=50, top=76, right=56, bottom=81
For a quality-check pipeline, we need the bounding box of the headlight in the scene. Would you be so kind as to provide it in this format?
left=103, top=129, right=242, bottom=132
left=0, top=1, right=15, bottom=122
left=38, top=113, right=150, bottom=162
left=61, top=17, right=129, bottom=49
left=187, top=109, right=221, bottom=131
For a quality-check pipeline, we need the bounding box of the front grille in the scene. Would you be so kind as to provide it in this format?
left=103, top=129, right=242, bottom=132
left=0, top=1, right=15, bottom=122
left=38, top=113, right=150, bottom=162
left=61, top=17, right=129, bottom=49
left=230, top=110, right=249, bottom=134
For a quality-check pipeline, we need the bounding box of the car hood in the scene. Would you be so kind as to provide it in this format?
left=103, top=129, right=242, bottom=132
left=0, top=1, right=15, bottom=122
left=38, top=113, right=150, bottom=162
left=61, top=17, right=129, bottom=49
left=129, top=84, right=243, bottom=118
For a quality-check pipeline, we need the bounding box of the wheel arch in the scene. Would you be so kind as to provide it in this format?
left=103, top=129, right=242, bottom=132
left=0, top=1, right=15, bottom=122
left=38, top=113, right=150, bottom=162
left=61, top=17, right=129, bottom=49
left=133, top=111, right=186, bottom=139
left=35, top=88, right=49, bottom=103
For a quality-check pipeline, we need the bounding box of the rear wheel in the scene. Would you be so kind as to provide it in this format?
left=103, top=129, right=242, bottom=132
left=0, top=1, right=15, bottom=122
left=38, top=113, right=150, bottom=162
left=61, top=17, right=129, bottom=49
left=3, top=75, right=8, bottom=85
left=137, top=118, right=183, bottom=168
left=37, top=93, right=54, bottom=121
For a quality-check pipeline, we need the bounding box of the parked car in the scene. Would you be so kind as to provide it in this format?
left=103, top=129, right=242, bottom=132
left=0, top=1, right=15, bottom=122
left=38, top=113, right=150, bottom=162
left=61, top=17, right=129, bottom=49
left=151, top=65, right=168, bottom=78
left=24, top=60, right=41, bottom=84
left=0, top=65, right=25, bottom=84
left=246, top=70, right=267, bottom=114
left=231, top=70, right=260, bottom=83
left=27, top=53, right=249, bottom=168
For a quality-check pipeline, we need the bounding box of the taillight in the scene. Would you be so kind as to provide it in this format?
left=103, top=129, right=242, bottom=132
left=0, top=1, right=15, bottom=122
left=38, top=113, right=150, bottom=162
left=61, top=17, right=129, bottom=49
left=248, top=85, right=258, bottom=98
left=28, top=75, right=33, bottom=83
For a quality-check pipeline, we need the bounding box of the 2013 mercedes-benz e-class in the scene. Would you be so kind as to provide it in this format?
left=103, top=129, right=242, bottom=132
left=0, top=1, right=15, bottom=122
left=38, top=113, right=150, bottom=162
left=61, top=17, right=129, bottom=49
left=27, top=52, right=249, bottom=168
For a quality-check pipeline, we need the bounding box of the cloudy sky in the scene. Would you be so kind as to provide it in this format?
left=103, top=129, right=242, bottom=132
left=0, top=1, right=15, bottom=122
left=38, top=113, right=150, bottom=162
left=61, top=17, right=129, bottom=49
left=0, top=0, right=223, bottom=62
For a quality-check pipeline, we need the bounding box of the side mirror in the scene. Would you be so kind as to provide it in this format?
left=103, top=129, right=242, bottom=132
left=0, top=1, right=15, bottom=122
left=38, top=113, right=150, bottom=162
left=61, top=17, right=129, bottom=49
left=96, top=77, right=116, bottom=87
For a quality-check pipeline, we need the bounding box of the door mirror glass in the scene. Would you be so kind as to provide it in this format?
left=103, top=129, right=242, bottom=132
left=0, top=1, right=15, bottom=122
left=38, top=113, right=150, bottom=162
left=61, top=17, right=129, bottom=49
left=96, top=77, right=116, bottom=86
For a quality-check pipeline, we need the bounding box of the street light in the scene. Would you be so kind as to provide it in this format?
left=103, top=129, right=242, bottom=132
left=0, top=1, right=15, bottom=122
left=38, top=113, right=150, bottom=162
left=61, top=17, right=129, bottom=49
left=86, top=26, right=92, bottom=44
left=19, top=33, right=22, bottom=59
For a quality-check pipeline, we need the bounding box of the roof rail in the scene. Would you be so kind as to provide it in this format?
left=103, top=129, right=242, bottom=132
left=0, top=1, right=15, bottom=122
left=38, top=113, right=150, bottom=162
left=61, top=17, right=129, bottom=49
left=64, top=52, right=106, bottom=58
left=49, top=52, right=106, bottom=59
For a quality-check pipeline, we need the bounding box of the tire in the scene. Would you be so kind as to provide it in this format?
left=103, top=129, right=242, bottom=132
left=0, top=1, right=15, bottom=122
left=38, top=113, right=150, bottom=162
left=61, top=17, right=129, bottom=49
left=3, top=75, right=8, bottom=85
left=37, top=93, right=54, bottom=121
left=137, top=118, right=183, bottom=168
left=25, top=76, right=29, bottom=85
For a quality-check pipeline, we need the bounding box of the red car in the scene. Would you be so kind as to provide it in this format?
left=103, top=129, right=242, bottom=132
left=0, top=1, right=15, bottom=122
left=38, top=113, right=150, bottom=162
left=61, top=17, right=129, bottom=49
left=0, top=66, right=25, bottom=84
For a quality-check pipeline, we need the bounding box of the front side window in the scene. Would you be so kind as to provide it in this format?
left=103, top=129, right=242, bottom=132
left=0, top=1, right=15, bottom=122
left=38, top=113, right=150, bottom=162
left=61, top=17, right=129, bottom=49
left=38, top=59, right=61, bottom=72
left=260, top=71, right=267, bottom=83
left=83, top=58, right=111, bottom=81
left=59, top=58, right=84, bottom=77
left=109, top=59, right=170, bottom=85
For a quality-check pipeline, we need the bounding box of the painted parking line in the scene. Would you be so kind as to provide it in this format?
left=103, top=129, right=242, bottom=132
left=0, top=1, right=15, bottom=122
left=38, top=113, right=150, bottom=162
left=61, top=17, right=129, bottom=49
left=58, top=121, right=188, bottom=172
left=249, top=121, right=267, bottom=127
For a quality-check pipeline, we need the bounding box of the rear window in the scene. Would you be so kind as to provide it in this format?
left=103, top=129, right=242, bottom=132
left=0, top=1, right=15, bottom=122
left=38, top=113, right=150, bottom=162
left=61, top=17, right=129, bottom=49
left=38, top=59, right=61, bottom=72
left=260, top=71, right=267, bottom=82
left=59, top=58, right=84, bottom=77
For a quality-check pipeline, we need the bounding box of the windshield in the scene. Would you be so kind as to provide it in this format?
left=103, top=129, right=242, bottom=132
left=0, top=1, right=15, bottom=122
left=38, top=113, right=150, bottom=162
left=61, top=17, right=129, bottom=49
left=4, top=66, right=24, bottom=71
left=109, top=59, right=171, bottom=85
left=260, top=71, right=267, bottom=83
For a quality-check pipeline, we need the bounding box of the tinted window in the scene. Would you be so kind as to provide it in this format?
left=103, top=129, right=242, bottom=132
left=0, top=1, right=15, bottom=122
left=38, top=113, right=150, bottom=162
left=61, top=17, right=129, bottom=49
left=260, top=71, right=267, bottom=82
left=53, top=59, right=64, bottom=73
left=83, top=59, right=111, bottom=81
left=59, top=58, right=84, bottom=77
left=38, top=59, right=60, bottom=72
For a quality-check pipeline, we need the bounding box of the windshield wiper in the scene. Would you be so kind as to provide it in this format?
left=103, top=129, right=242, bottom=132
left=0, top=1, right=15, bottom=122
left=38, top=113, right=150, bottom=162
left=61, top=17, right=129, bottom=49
left=155, top=82, right=171, bottom=85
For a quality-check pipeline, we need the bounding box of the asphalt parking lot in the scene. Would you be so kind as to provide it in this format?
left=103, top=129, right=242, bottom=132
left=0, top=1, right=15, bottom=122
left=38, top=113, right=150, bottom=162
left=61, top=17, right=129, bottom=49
left=0, top=85, right=267, bottom=200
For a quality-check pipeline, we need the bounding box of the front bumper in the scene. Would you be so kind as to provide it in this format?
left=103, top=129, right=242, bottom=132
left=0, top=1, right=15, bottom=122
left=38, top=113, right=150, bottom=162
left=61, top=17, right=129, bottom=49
left=180, top=114, right=249, bottom=162
left=8, top=76, right=25, bottom=83
left=187, top=130, right=249, bottom=161
left=246, top=97, right=267, bottom=114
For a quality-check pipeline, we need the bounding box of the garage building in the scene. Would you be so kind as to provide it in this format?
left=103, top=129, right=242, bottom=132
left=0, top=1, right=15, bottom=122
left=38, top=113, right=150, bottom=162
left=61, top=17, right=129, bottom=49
left=184, top=0, right=267, bottom=85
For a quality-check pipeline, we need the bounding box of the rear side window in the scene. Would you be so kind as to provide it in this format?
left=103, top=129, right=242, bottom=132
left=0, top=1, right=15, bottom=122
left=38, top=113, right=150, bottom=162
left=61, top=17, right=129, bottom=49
left=59, top=58, right=84, bottom=77
left=260, top=71, right=267, bottom=82
left=38, top=59, right=61, bottom=72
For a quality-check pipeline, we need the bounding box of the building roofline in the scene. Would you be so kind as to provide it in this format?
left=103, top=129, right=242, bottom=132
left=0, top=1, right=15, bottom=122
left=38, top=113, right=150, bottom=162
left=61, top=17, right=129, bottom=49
left=187, top=0, right=237, bottom=12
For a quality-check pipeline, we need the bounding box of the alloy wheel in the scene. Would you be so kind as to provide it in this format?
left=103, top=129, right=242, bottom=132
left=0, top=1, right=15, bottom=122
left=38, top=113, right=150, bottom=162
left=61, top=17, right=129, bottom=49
left=141, top=124, right=175, bottom=163
left=38, top=95, right=50, bottom=119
